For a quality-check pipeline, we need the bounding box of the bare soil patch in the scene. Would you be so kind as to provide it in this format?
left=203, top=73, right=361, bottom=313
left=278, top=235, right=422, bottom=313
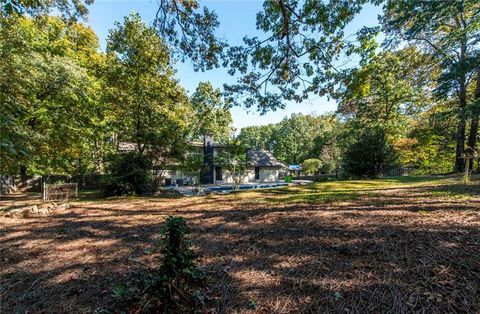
left=1, top=178, right=479, bottom=313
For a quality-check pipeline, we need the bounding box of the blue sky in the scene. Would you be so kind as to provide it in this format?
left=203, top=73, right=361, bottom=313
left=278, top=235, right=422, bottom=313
left=86, top=0, right=382, bottom=130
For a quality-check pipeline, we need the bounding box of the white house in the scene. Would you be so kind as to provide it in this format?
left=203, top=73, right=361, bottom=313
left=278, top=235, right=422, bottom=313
left=119, top=135, right=288, bottom=186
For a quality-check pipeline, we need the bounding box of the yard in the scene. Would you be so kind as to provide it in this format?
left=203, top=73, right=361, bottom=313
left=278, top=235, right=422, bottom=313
left=0, top=176, right=479, bottom=313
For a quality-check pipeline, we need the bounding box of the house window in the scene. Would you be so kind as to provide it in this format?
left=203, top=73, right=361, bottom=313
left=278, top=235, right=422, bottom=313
left=255, top=167, right=260, bottom=180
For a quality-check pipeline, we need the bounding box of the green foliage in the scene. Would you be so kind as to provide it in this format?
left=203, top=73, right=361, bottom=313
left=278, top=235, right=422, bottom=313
left=223, top=0, right=378, bottom=112
left=237, top=124, right=276, bottom=151
left=272, top=114, right=319, bottom=164
left=1, top=0, right=93, bottom=20
left=302, top=159, right=322, bottom=175
left=382, top=0, right=480, bottom=173
left=181, top=151, right=204, bottom=192
left=0, top=14, right=107, bottom=175
left=237, top=113, right=342, bottom=167
left=101, top=152, right=154, bottom=197
left=320, top=160, right=337, bottom=174
left=154, top=0, right=226, bottom=71
left=215, top=140, right=249, bottom=190
left=190, top=81, right=233, bottom=143
left=105, top=12, right=191, bottom=166
left=342, top=128, right=398, bottom=179
left=335, top=47, right=433, bottom=133
left=143, top=216, right=204, bottom=312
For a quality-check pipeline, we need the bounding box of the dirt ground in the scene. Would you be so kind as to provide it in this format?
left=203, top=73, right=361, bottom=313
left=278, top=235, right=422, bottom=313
left=1, top=177, right=479, bottom=313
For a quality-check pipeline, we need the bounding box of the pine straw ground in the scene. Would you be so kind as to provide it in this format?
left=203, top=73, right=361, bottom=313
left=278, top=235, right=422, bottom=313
left=0, top=176, right=479, bottom=313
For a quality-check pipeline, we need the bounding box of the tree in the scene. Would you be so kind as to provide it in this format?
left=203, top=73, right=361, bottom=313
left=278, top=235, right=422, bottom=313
left=272, top=114, right=320, bottom=164
left=1, top=0, right=93, bottom=20
left=302, top=159, right=322, bottom=175
left=381, top=0, right=480, bottom=172
left=154, top=0, right=226, bottom=71
left=190, top=81, right=233, bottom=143
left=224, top=0, right=378, bottom=113
left=105, top=12, right=191, bottom=167
left=181, top=151, right=203, bottom=194
left=236, top=113, right=342, bottom=166
left=342, top=128, right=398, bottom=179
left=335, top=47, right=434, bottom=133
left=101, top=152, right=154, bottom=196
left=237, top=124, right=276, bottom=150
left=215, top=140, right=249, bottom=190
left=0, top=14, right=105, bottom=175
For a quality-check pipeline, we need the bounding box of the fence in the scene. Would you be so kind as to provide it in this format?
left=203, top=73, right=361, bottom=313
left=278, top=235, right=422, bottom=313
left=0, top=174, right=103, bottom=195
left=385, top=167, right=413, bottom=177
left=43, top=183, right=78, bottom=201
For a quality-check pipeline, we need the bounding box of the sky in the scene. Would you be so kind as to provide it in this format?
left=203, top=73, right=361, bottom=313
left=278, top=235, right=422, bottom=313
left=86, top=0, right=382, bottom=130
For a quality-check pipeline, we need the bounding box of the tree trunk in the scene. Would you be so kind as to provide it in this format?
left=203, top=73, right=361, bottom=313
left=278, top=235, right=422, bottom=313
left=467, top=69, right=480, bottom=171
left=19, top=165, right=27, bottom=177
left=454, top=74, right=467, bottom=173
left=454, top=33, right=468, bottom=173
left=455, top=108, right=467, bottom=173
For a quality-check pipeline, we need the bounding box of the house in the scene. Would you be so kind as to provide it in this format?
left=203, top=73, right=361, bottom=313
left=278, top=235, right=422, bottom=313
left=118, top=135, right=287, bottom=185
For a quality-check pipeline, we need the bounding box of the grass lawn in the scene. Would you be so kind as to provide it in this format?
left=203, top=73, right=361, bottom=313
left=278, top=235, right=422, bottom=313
left=0, top=176, right=479, bottom=312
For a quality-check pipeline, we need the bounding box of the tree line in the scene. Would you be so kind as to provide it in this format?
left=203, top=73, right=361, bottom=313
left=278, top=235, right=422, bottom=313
left=0, top=11, right=232, bottom=176
left=1, top=0, right=479, bottom=177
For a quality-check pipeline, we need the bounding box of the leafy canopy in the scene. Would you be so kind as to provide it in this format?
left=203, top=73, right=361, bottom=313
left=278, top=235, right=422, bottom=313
left=105, top=12, right=191, bottom=165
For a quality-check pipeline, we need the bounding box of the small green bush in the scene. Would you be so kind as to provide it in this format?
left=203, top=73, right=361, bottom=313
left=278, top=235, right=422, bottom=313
left=101, top=152, right=154, bottom=197
left=111, top=216, right=205, bottom=313
left=302, top=158, right=322, bottom=175
left=142, top=216, right=204, bottom=312
left=320, top=160, right=336, bottom=174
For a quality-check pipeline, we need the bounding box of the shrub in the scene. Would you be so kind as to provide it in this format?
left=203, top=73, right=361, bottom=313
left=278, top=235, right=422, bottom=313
left=142, top=216, right=204, bottom=312
left=101, top=152, right=154, bottom=197
left=111, top=216, right=205, bottom=313
left=320, top=160, right=336, bottom=174
left=342, top=128, right=398, bottom=178
left=302, top=158, right=322, bottom=175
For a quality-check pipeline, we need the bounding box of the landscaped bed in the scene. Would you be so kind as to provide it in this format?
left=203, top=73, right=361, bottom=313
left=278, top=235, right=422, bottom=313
left=0, top=176, right=479, bottom=313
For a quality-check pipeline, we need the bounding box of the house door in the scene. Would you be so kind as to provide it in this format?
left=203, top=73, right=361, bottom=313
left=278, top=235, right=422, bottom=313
left=255, top=167, right=260, bottom=180
left=215, top=166, right=222, bottom=181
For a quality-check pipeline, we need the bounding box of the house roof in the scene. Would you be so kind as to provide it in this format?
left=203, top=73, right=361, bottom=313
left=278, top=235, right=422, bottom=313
left=118, top=142, right=286, bottom=168
left=190, top=141, right=227, bottom=148
left=247, top=149, right=287, bottom=168
left=118, top=142, right=138, bottom=153
left=119, top=141, right=225, bottom=152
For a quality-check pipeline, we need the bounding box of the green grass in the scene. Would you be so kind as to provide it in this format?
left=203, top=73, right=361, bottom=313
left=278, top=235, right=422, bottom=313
left=235, top=175, right=475, bottom=205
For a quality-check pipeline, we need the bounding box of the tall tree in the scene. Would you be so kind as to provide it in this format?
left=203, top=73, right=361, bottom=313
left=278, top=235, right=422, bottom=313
left=154, top=0, right=226, bottom=71
left=0, top=14, right=104, bottom=174
left=272, top=114, right=320, bottom=164
left=105, top=12, right=191, bottom=166
left=467, top=69, right=480, bottom=170
left=237, top=124, right=277, bottom=150
left=224, top=0, right=378, bottom=113
left=381, top=0, right=480, bottom=172
left=190, top=81, right=233, bottom=143
left=335, top=46, right=434, bottom=134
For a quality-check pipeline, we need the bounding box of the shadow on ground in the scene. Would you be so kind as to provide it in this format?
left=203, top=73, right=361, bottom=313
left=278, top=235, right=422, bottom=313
left=0, top=178, right=479, bottom=313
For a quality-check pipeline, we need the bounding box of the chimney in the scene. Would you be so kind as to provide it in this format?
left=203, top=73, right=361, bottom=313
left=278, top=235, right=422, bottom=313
left=201, top=134, right=215, bottom=184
